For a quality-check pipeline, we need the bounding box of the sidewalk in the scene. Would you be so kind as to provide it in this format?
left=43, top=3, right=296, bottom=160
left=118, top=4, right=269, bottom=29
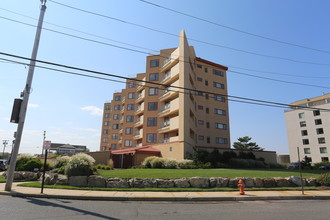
left=1, top=182, right=330, bottom=201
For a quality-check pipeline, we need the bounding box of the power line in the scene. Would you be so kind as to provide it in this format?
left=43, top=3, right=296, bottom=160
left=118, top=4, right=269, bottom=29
left=1, top=15, right=329, bottom=89
left=47, top=0, right=330, bottom=67
left=1, top=51, right=329, bottom=112
left=2, top=7, right=328, bottom=80
left=139, top=0, right=330, bottom=54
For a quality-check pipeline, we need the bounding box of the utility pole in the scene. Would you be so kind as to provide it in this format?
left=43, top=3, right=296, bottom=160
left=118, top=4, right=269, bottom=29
left=5, top=0, right=47, bottom=191
left=2, top=140, right=9, bottom=159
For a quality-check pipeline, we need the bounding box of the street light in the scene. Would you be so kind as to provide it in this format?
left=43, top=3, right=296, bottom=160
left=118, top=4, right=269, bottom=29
left=2, top=140, right=9, bottom=159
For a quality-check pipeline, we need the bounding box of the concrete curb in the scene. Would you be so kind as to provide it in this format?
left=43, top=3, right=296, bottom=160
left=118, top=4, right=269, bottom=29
left=6, top=192, right=330, bottom=201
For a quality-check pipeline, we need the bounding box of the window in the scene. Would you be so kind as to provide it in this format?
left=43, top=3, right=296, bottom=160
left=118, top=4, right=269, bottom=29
left=298, top=113, right=305, bottom=119
left=198, top=135, right=204, bottom=141
left=216, top=137, right=228, bottom=144
left=149, top=88, right=159, bottom=96
left=321, top=157, right=329, bottom=162
left=147, top=134, right=157, bottom=143
left=197, top=91, right=203, bottom=96
left=205, top=93, right=209, bottom=99
left=112, top=124, right=119, bottom=130
left=206, top=108, right=209, bottom=114
left=205, top=67, right=208, bottom=73
left=198, top=120, right=204, bottom=125
left=149, top=73, right=159, bottom=81
left=102, top=138, right=108, bottom=143
left=302, top=139, right=309, bottom=145
left=105, top=105, right=111, bottom=110
left=127, top=104, right=134, bottom=111
left=128, top=81, right=136, bottom=88
left=111, top=144, right=117, bottom=149
left=103, top=129, right=108, bottom=134
left=114, top=105, right=120, bottom=110
left=113, top=114, right=119, bottom=120
left=111, top=134, right=118, bottom=139
left=105, top=113, right=110, bottom=118
left=148, top=102, right=158, bottom=110
left=115, top=95, right=121, bottom=101
left=214, top=95, right=225, bottom=102
left=205, top=80, right=208, bottom=86
left=128, top=92, right=135, bottom=99
left=215, top=123, right=227, bottom=129
left=304, top=148, right=311, bottom=154
left=207, top=136, right=210, bottom=143
left=301, top=130, right=308, bottom=136
left=318, top=137, right=326, bottom=144
left=320, top=147, right=327, bottom=154
left=147, top=118, right=157, bottom=126
left=150, top=59, right=159, bottom=67
left=104, top=121, right=109, bottom=126
left=125, top=127, right=133, bottom=135
left=126, top=115, right=134, bottom=122
left=213, top=82, right=224, bottom=89
left=313, top=110, right=320, bottom=116
left=197, top=64, right=202, bottom=68
left=316, top=128, right=324, bottom=135
left=213, top=69, right=224, bottom=76
left=101, top=146, right=106, bottom=151
left=215, top=109, right=226, bottom=115
left=300, top=121, right=306, bottom=127
left=315, top=119, right=322, bottom=125
left=125, top=140, right=132, bottom=147
left=197, top=77, right=203, bottom=82
left=198, top=105, right=204, bottom=110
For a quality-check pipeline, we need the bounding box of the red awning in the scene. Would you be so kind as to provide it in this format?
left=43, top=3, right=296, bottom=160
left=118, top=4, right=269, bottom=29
left=111, top=145, right=160, bottom=155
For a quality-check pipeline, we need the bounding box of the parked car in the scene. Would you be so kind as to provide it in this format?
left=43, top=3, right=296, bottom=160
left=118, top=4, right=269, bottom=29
left=0, top=160, right=7, bottom=171
left=319, top=165, right=330, bottom=170
left=287, top=162, right=302, bottom=169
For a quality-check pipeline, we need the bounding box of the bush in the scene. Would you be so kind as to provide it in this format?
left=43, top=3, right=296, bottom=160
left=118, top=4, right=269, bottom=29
left=317, top=172, right=330, bottom=186
left=15, top=154, right=42, bottom=171
left=107, top=159, right=114, bottom=169
left=65, top=153, right=95, bottom=177
left=54, top=156, right=70, bottom=169
left=163, top=158, right=178, bottom=169
left=94, top=164, right=112, bottom=170
left=142, top=156, right=160, bottom=168
left=313, top=162, right=330, bottom=169
left=16, top=153, right=33, bottom=171
left=267, top=163, right=285, bottom=169
left=53, top=166, right=66, bottom=174
left=178, top=160, right=194, bottom=169
left=150, top=157, right=165, bottom=168
left=228, top=158, right=249, bottom=168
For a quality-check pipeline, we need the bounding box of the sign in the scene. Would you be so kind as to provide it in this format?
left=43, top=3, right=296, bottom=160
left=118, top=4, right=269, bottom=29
left=43, top=140, right=51, bottom=150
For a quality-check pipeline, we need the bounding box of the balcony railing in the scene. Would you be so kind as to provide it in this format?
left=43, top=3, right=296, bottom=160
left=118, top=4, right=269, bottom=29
left=161, top=72, right=171, bottom=82
left=159, top=138, right=170, bottom=143
left=159, top=103, right=170, bottom=113
left=161, top=57, right=172, bottom=68
left=160, top=121, right=170, bottom=128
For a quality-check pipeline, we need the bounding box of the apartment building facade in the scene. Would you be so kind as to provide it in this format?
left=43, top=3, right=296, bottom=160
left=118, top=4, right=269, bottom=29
left=285, top=94, right=330, bottom=163
left=99, top=30, right=230, bottom=160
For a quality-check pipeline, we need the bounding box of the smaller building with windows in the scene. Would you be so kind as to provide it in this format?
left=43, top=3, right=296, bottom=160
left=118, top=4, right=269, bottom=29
left=285, top=93, right=330, bottom=163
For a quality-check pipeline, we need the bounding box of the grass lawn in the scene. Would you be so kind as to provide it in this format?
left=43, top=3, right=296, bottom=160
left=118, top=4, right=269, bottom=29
left=0, top=175, right=5, bottom=183
left=97, top=168, right=327, bottom=179
left=18, top=182, right=318, bottom=192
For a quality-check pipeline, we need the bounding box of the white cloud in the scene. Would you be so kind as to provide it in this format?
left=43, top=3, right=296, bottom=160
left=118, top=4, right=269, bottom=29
left=28, top=103, right=39, bottom=108
left=81, top=106, right=102, bottom=116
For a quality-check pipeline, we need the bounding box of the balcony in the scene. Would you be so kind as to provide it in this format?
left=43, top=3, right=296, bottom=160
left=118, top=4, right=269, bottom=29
left=159, top=136, right=179, bottom=143
left=135, top=115, right=144, bottom=127
left=159, top=82, right=179, bottom=102
left=119, top=128, right=123, bottom=134
left=136, top=77, right=146, bottom=92
left=120, top=107, right=125, bottom=114
left=134, top=129, right=143, bottom=140
left=158, top=116, right=179, bottom=133
left=158, top=98, right=179, bottom=117
left=118, top=136, right=122, bottom=144
left=160, top=66, right=180, bottom=85
left=135, top=103, right=144, bottom=115
left=121, top=97, right=125, bottom=104
left=159, top=54, right=179, bottom=73
left=135, top=143, right=142, bottom=147
left=135, top=90, right=145, bottom=103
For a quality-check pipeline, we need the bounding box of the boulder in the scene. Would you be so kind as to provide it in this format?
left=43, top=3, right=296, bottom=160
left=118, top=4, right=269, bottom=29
left=216, top=177, right=230, bottom=187
left=107, top=178, right=130, bottom=188
left=88, top=175, right=106, bottom=187
left=156, top=179, right=174, bottom=188
left=129, top=178, right=145, bottom=188
left=228, top=178, right=240, bottom=188
left=189, top=177, right=209, bottom=188
left=55, top=175, right=68, bottom=185
left=22, top=172, right=38, bottom=181
left=263, top=178, right=276, bottom=187
left=243, top=178, right=255, bottom=188
left=274, top=178, right=295, bottom=187
left=306, top=178, right=317, bottom=186
left=142, top=179, right=157, bottom=188
left=68, top=176, right=88, bottom=187
left=174, top=178, right=190, bottom=188
left=209, top=177, right=217, bottom=188
left=254, top=178, right=264, bottom=187
left=288, top=176, right=306, bottom=186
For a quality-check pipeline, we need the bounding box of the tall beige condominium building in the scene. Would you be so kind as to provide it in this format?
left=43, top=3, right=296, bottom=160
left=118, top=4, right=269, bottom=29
left=285, top=94, right=330, bottom=163
left=100, top=30, right=230, bottom=160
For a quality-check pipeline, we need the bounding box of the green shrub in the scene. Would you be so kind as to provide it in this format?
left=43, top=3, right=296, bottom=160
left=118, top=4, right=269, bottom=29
left=65, top=153, right=95, bottom=177
left=15, top=154, right=42, bottom=171
left=150, top=157, right=165, bottom=168
left=53, top=166, right=66, bottom=174
left=142, top=156, right=160, bottom=168
left=317, top=172, right=330, bottom=186
left=313, top=162, right=330, bottom=169
left=54, top=156, right=70, bottom=169
left=178, top=160, right=195, bottom=169
left=163, top=159, right=178, bottom=169
left=228, top=158, right=249, bottom=168
left=16, top=153, right=33, bottom=171
left=267, top=163, right=285, bottom=169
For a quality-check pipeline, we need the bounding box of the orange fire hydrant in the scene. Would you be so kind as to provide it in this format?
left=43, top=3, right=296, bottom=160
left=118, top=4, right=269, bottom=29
left=237, top=179, right=245, bottom=195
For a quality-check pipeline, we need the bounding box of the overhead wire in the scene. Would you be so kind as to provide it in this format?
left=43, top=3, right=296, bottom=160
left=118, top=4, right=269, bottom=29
left=47, top=0, right=330, bottom=67
left=1, top=15, right=329, bottom=90
left=1, top=51, right=329, bottom=112
left=139, top=0, right=330, bottom=54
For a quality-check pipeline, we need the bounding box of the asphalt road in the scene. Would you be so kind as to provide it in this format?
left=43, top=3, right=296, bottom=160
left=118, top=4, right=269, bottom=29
left=0, top=196, right=329, bottom=220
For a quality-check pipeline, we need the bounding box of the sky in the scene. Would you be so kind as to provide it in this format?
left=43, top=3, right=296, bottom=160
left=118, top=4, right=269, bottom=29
left=0, top=0, right=330, bottom=155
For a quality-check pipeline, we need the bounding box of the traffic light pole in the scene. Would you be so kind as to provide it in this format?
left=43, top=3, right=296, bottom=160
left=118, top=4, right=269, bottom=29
left=5, top=0, right=47, bottom=191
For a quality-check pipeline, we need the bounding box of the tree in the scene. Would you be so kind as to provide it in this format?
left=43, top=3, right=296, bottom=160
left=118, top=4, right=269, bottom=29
left=233, top=136, right=264, bottom=151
